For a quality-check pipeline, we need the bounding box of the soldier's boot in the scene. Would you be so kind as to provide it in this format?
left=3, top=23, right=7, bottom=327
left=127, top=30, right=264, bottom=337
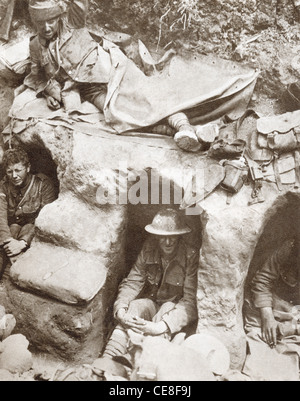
left=168, top=112, right=202, bottom=152
left=102, top=327, right=129, bottom=358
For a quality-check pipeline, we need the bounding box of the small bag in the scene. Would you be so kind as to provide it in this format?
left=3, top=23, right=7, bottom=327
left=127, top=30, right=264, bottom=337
left=221, top=160, right=249, bottom=193
left=208, top=139, right=246, bottom=160
left=257, top=111, right=300, bottom=154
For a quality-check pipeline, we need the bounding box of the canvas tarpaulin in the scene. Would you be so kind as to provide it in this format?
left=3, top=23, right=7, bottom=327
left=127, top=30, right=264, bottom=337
left=5, top=43, right=259, bottom=138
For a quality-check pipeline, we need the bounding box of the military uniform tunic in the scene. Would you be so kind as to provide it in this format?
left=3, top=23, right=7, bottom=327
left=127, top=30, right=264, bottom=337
left=24, top=0, right=110, bottom=106
left=0, top=173, right=56, bottom=246
left=251, top=239, right=300, bottom=308
left=113, top=237, right=199, bottom=334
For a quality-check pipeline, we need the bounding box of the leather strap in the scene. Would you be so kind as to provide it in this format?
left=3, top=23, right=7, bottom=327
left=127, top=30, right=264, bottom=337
left=273, top=153, right=283, bottom=191
left=16, top=175, right=36, bottom=210
left=294, top=150, right=300, bottom=188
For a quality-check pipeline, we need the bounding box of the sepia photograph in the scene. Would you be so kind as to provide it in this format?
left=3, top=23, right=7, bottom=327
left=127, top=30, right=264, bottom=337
left=0, top=0, right=299, bottom=385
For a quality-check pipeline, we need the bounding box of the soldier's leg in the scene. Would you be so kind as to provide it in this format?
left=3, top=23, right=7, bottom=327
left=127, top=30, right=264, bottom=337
left=80, top=83, right=107, bottom=112
left=16, top=223, right=35, bottom=245
left=0, top=224, right=22, bottom=279
left=4, top=224, right=34, bottom=272
left=168, top=112, right=202, bottom=152
left=9, top=224, right=21, bottom=239
left=0, top=250, right=6, bottom=280
left=92, top=93, right=107, bottom=112
left=152, top=302, right=176, bottom=340
left=103, top=299, right=158, bottom=358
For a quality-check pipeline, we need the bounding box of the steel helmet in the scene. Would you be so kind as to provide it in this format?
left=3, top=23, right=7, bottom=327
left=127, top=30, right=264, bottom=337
left=183, top=333, right=231, bottom=376
left=145, top=209, right=191, bottom=236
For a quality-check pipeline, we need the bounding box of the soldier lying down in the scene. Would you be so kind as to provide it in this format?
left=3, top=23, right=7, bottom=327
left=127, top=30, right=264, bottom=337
left=102, top=209, right=199, bottom=360
left=24, top=0, right=210, bottom=152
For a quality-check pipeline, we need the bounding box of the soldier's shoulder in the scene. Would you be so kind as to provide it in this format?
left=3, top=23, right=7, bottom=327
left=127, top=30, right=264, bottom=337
left=34, top=173, right=54, bottom=186
left=29, top=35, right=40, bottom=51
left=29, top=35, right=39, bottom=46
left=276, top=238, right=295, bottom=262
left=0, top=177, right=8, bottom=193
left=142, top=237, right=157, bottom=253
left=183, top=242, right=199, bottom=259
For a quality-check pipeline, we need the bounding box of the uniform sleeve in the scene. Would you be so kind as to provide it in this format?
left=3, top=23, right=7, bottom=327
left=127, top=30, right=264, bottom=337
left=113, top=247, right=147, bottom=315
left=67, top=0, right=89, bottom=28
left=0, top=184, right=12, bottom=244
left=18, top=224, right=35, bottom=245
left=18, top=177, right=56, bottom=245
left=24, top=39, right=48, bottom=95
left=40, top=177, right=57, bottom=208
left=162, top=250, right=199, bottom=334
left=251, top=249, right=284, bottom=309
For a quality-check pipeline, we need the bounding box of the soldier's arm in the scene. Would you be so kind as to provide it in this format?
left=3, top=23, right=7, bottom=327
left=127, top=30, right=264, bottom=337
left=17, top=177, right=56, bottom=246
left=40, top=177, right=57, bottom=208
left=113, top=248, right=147, bottom=316
left=162, top=250, right=199, bottom=334
left=24, top=39, right=49, bottom=95
left=0, top=186, right=12, bottom=245
left=18, top=224, right=35, bottom=246
left=67, top=0, right=89, bottom=28
left=251, top=248, right=288, bottom=346
left=251, top=251, right=283, bottom=309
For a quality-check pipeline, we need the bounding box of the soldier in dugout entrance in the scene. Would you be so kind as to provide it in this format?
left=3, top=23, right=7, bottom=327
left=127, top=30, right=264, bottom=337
left=102, top=208, right=199, bottom=359
left=0, top=148, right=56, bottom=278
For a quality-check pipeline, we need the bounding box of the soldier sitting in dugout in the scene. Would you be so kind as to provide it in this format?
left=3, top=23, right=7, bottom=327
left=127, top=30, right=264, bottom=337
left=101, top=208, right=199, bottom=360
left=0, top=148, right=56, bottom=278
left=243, top=235, right=300, bottom=380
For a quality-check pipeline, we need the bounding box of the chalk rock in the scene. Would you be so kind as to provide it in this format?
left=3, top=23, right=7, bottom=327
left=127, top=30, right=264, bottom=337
left=0, top=306, right=5, bottom=320
left=0, top=314, right=16, bottom=341
left=0, top=334, right=33, bottom=374
left=0, top=369, right=15, bottom=381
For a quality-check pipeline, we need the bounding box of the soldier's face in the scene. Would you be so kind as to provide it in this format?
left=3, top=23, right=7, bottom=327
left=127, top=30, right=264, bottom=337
left=158, top=236, right=180, bottom=257
left=35, top=17, right=60, bottom=40
left=6, top=163, right=30, bottom=187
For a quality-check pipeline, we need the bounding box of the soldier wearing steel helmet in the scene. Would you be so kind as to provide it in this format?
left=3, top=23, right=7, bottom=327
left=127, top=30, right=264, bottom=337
left=103, top=208, right=199, bottom=359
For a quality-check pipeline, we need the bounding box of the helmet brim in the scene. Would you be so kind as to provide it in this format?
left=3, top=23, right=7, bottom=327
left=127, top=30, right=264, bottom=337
left=145, top=224, right=191, bottom=236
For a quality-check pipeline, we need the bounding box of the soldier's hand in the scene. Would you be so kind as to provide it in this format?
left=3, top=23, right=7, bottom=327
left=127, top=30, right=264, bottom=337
left=260, top=307, right=278, bottom=348
left=116, top=308, right=128, bottom=325
left=127, top=317, right=168, bottom=336
left=3, top=239, right=27, bottom=257
left=46, top=95, right=61, bottom=110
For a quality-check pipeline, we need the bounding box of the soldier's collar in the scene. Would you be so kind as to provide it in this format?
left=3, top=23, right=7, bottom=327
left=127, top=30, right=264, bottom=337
left=58, top=22, right=73, bottom=48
